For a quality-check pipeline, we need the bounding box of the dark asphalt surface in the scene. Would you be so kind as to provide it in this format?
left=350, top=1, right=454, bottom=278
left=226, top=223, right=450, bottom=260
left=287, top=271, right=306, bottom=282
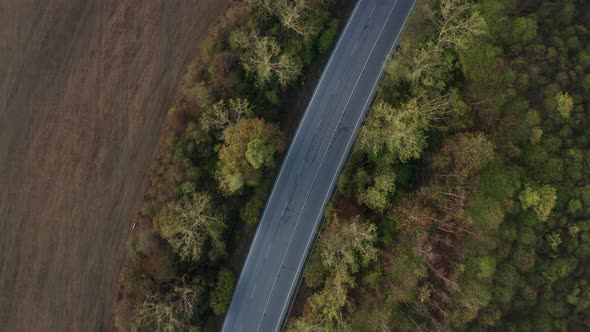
left=222, top=0, right=416, bottom=331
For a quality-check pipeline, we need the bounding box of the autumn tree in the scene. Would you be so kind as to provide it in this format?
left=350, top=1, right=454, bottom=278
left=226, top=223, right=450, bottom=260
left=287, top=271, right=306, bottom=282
left=251, top=0, right=324, bottom=37
left=386, top=41, right=452, bottom=95
left=396, top=191, right=438, bottom=231
left=387, top=0, right=486, bottom=94
left=319, top=215, right=378, bottom=273
left=233, top=32, right=302, bottom=87
left=300, top=214, right=377, bottom=328
left=126, top=230, right=178, bottom=282
left=153, top=191, right=226, bottom=262
left=200, top=98, right=254, bottom=133
left=357, top=100, right=427, bottom=163
left=131, top=282, right=202, bottom=332
left=435, top=0, right=487, bottom=50
left=295, top=0, right=590, bottom=329
left=217, top=118, right=285, bottom=195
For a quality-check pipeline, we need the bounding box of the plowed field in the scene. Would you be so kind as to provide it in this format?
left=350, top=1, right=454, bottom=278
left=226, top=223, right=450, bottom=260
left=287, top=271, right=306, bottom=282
left=0, top=1, right=229, bottom=330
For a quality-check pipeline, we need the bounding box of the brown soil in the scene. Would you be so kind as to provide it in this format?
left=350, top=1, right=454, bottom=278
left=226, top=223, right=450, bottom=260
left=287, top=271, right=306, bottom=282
left=334, top=197, right=362, bottom=219
left=0, top=1, right=230, bottom=331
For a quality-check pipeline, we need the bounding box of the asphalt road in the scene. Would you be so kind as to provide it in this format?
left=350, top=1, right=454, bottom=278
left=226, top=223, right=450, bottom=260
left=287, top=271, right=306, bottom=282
left=222, top=0, right=416, bottom=331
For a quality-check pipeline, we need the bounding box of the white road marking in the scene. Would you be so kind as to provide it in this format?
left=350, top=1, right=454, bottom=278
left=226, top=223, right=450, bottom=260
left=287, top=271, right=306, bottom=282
left=333, top=79, right=341, bottom=93
left=297, top=162, right=304, bottom=175
left=276, top=1, right=418, bottom=327
left=263, top=1, right=402, bottom=330
left=225, top=9, right=367, bottom=326
left=351, top=40, right=359, bottom=55
left=248, top=0, right=365, bottom=228
left=221, top=0, right=419, bottom=330
left=250, top=284, right=257, bottom=299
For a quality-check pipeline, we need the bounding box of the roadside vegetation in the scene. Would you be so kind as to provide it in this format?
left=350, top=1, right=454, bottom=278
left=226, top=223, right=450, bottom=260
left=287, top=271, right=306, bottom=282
left=113, top=0, right=341, bottom=330
left=115, top=0, right=590, bottom=330
left=290, top=0, right=590, bottom=331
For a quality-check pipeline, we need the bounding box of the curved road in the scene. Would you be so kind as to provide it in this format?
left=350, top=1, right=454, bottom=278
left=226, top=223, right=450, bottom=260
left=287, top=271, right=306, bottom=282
left=222, top=0, right=416, bottom=330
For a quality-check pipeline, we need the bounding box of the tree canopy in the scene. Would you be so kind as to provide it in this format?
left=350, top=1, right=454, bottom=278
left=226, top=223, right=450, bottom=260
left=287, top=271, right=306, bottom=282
left=216, top=118, right=285, bottom=195
left=235, top=33, right=302, bottom=87
left=153, top=191, right=225, bottom=262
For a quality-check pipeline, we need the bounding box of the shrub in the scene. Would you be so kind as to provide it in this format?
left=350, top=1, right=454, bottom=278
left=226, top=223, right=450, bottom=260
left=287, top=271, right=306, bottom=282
left=317, top=18, right=339, bottom=54
left=210, top=268, right=236, bottom=316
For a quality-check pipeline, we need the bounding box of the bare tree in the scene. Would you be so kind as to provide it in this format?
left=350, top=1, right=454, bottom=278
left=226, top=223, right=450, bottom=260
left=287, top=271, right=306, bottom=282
left=251, top=0, right=322, bottom=37
left=200, top=98, right=254, bottom=132
left=238, top=33, right=302, bottom=87
left=154, top=191, right=225, bottom=262
left=436, top=0, right=486, bottom=49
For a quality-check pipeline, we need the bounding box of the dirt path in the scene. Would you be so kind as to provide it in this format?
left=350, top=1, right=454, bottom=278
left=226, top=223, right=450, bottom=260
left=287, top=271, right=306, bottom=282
left=0, top=1, right=229, bottom=330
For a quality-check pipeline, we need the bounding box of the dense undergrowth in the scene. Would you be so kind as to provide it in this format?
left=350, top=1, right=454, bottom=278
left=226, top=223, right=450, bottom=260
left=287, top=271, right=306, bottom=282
left=113, top=0, right=341, bottom=330
left=290, top=0, right=590, bottom=331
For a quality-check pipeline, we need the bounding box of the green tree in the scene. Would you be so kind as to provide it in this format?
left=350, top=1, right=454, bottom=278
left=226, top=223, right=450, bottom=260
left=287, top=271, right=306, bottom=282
left=358, top=100, right=426, bottom=162
left=459, top=42, right=504, bottom=91
left=546, top=232, right=562, bottom=252
left=514, top=247, right=536, bottom=272
left=530, top=126, right=543, bottom=145
left=302, top=214, right=377, bottom=328
left=430, top=132, right=495, bottom=177
left=246, top=138, right=275, bottom=169
left=555, top=91, right=574, bottom=118
left=519, top=187, right=541, bottom=210
left=319, top=215, right=378, bottom=273
left=541, top=257, right=577, bottom=283
left=534, top=186, right=558, bottom=222
left=358, top=166, right=396, bottom=212
left=387, top=42, right=452, bottom=93
left=358, top=98, right=455, bottom=163
left=582, top=74, right=590, bottom=92
left=519, top=185, right=557, bottom=222
left=288, top=318, right=329, bottom=332
left=217, top=118, right=285, bottom=195
left=317, top=18, right=339, bottom=54
left=210, top=268, right=236, bottom=316
left=568, top=199, right=582, bottom=214
left=477, top=256, right=497, bottom=280
left=240, top=179, right=272, bottom=228
left=512, top=17, right=537, bottom=44
left=154, top=191, right=226, bottom=262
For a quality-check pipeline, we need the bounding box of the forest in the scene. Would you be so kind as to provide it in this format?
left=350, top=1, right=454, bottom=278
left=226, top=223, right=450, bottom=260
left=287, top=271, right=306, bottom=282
left=289, top=0, right=590, bottom=331
left=113, top=0, right=341, bottom=330
left=115, top=0, right=590, bottom=331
